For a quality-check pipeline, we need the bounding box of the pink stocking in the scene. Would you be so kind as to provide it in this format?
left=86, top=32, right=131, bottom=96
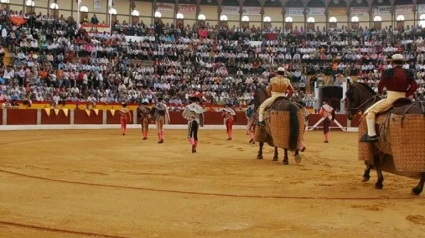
left=189, top=138, right=195, bottom=145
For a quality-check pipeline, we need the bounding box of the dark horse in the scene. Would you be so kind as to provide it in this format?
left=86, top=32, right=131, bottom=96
left=345, top=81, right=425, bottom=195
left=253, top=87, right=302, bottom=165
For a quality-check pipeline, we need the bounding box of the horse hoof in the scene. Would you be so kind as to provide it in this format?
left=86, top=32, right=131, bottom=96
left=294, top=154, right=302, bottom=164
left=412, top=187, right=423, bottom=195
left=362, top=176, right=370, bottom=182
left=272, top=157, right=278, bottom=161
left=282, top=160, right=289, bottom=165
left=375, top=183, right=384, bottom=190
left=257, top=155, right=263, bottom=160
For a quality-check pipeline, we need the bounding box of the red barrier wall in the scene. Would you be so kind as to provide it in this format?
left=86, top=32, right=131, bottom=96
left=351, top=114, right=362, bottom=127
left=169, top=111, right=186, bottom=125
left=74, top=110, right=103, bottom=124
left=41, top=109, right=70, bottom=125
left=106, top=110, right=123, bottom=124
left=1, top=109, right=356, bottom=128
left=7, top=109, right=37, bottom=125
left=0, top=109, right=2, bottom=125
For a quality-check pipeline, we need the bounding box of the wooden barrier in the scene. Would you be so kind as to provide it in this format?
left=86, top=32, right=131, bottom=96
left=0, top=109, right=357, bottom=129
left=40, top=109, right=70, bottom=125
left=7, top=109, right=37, bottom=125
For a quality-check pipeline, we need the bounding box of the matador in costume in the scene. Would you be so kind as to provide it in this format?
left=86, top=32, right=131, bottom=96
left=182, top=96, right=204, bottom=153
left=151, top=97, right=170, bottom=144
left=137, top=99, right=151, bottom=140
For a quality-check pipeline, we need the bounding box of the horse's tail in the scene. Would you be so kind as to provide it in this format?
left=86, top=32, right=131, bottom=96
left=288, top=103, right=299, bottom=151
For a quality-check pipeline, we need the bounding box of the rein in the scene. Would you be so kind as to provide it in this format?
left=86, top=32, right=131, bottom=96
left=346, top=94, right=381, bottom=115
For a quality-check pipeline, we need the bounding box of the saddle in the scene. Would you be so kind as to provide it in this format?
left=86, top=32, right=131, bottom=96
left=376, top=98, right=416, bottom=116
left=267, top=96, right=292, bottom=111
left=374, top=100, right=423, bottom=142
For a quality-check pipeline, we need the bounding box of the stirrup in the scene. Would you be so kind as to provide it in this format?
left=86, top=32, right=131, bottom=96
left=257, top=121, right=266, bottom=127
left=360, top=133, right=379, bottom=142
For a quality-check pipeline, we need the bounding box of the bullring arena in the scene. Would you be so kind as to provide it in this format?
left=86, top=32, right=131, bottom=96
left=2, top=0, right=425, bottom=236
left=1, top=108, right=425, bottom=237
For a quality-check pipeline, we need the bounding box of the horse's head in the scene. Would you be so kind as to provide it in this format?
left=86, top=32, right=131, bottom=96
left=345, top=81, right=377, bottom=120
left=253, top=87, right=269, bottom=111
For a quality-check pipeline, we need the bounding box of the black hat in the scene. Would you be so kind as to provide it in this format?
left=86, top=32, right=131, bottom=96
left=122, top=103, right=127, bottom=107
left=157, top=97, right=164, bottom=102
left=189, top=96, right=199, bottom=102
left=226, top=103, right=233, bottom=107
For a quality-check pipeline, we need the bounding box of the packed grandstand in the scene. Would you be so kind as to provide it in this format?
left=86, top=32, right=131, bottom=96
left=1, top=0, right=425, bottom=110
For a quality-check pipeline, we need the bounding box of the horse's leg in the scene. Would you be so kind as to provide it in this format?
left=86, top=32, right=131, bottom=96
left=362, top=161, right=372, bottom=182
left=294, top=150, right=301, bottom=164
left=257, top=142, right=264, bottom=160
left=273, top=147, right=278, bottom=161
left=373, top=154, right=384, bottom=189
left=412, top=172, right=425, bottom=195
left=282, top=149, right=289, bottom=165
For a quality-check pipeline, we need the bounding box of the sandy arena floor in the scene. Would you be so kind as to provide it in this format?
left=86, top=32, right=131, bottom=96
left=0, top=129, right=425, bottom=238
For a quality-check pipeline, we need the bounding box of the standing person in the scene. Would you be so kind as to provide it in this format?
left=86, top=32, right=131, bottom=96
left=319, top=100, right=335, bottom=143
left=119, top=103, right=132, bottom=136
left=182, top=97, right=204, bottom=153
left=222, top=103, right=236, bottom=140
left=137, top=99, right=151, bottom=140
left=361, top=54, right=417, bottom=142
left=245, top=100, right=256, bottom=144
left=151, top=97, right=170, bottom=144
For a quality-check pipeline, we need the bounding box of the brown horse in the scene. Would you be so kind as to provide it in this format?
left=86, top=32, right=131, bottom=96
left=253, top=87, right=302, bottom=165
left=345, top=81, right=425, bottom=195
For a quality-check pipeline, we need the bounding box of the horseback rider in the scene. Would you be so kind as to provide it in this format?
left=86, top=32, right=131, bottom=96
left=361, top=54, right=418, bottom=142
left=257, top=67, right=295, bottom=127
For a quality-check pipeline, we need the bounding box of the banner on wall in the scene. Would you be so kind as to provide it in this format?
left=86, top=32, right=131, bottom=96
left=395, top=4, right=413, bottom=14
left=328, top=8, right=347, bottom=16
left=157, top=2, right=175, bottom=13
left=372, top=6, right=391, bottom=16
left=285, top=8, right=304, bottom=16
left=179, top=4, right=196, bottom=14
left=93, top=0, right=102, bottom=12
left=351, top=7, right=369, bottom=16
left=306, top=8, right=325, bottom=16
left=241, top=7, right=261, bottom=15
left=221, top=5, right=240, bottom=15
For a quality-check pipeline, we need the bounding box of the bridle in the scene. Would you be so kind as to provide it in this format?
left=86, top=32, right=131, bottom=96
left=345, top=93, right=381, bottom=115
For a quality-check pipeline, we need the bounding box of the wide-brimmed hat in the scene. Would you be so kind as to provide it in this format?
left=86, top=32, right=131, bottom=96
left=387, top=54, right=406, bottom=62
left=141, top=99, right=149, bottom=105
left=277, top=67, right=285, bottom=72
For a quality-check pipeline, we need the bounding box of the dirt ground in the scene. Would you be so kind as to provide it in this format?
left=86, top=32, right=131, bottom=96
left=1, top=129, right=425, bottom=238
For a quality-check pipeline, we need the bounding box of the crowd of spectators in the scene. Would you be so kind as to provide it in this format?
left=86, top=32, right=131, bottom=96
left=2, top=9, right=425, bottom=109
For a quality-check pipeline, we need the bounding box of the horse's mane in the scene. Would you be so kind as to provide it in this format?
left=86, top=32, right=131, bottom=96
left=357, top=82, right=377, bottom=95
left=347, top=82, right=376, bottom=100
